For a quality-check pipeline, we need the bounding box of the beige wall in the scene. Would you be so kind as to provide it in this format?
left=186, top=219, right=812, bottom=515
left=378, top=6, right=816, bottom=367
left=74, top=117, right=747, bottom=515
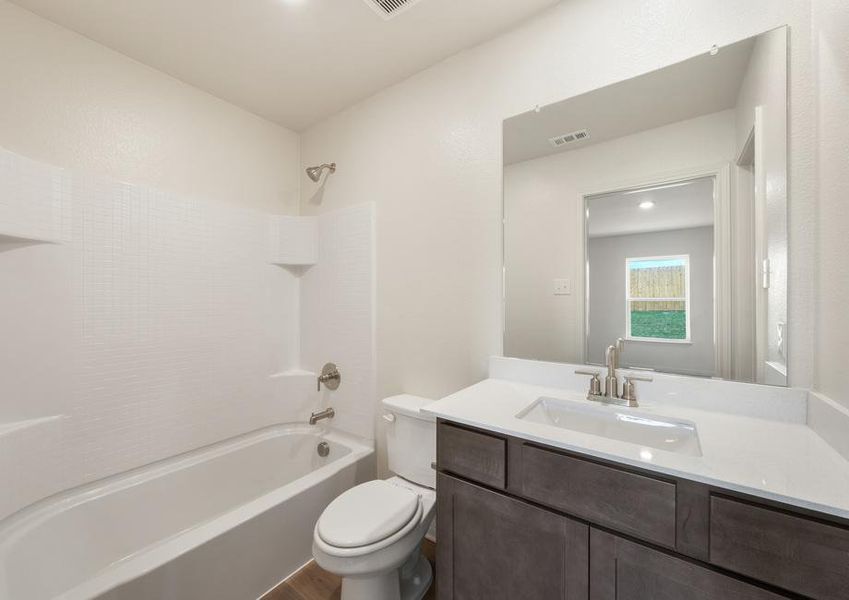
left=813, top=0, right=849, bottom=409
left=735, top=27, right=789, bottom=376
left=300, top=0, right=815, bottom=474
left=0, top=0, right=300, bottom=214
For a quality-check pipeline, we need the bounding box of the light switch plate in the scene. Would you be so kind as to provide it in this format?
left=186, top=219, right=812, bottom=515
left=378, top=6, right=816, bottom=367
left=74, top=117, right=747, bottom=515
left=553, top=278, right=571, bottom=295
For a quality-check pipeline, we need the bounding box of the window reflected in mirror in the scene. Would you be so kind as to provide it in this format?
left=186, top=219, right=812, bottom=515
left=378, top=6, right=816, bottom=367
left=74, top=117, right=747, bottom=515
left=625, top=257, right=689, bottom=342
left=502, top=26, right=788, bottom=386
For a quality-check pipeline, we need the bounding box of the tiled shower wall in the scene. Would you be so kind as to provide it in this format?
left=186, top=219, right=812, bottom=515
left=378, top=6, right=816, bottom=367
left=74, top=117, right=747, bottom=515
left=302, top=205, right=376, bottom=440
left=0, top=147, right=374, bottom=520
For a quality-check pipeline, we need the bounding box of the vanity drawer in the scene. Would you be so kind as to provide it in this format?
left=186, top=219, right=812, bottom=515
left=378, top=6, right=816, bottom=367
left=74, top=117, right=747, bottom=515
left=519, top=444, right=677, bottom=548
left=437, top=422, right=506, bottom=489
left=710, top=496, right=849, bottom=600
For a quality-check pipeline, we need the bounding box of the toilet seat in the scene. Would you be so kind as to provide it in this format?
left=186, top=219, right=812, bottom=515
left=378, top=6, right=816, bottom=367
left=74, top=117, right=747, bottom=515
left=317, top=480, right=421, bottom=550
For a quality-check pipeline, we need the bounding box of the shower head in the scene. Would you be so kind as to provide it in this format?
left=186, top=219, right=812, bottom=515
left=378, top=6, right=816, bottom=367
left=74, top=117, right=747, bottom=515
left=306, top=162, right=336, bottom=183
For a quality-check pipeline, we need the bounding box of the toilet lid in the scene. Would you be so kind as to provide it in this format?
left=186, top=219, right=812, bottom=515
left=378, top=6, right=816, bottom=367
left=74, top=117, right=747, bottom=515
left=317, top=480, right=420, bottom=548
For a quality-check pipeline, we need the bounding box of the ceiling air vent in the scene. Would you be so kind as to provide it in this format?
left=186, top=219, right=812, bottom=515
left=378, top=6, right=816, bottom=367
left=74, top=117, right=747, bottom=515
left=548, top=129, right=590, bottom=148
left=363, top=0, right=423, bottom=20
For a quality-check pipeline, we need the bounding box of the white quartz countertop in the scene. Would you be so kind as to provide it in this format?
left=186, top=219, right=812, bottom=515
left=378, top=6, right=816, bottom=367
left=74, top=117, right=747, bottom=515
left=423, top=378, right=849, bottom=520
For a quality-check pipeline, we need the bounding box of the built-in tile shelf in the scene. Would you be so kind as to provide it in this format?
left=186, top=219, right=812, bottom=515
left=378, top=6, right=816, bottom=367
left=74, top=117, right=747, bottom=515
left=268, top=216, right=318, bottom=268
left=269, top=369, right=317, bottom=380
left=0, top=230, right=61, bottom=246
left=0, top=415, right=64, bottom=439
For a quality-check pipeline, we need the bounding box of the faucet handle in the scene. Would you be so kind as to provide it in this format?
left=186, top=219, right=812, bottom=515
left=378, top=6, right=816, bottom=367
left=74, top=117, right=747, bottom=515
left=575, top=369, right=602, bottom=396
left=621, top=374, right=653, bottom=405
left=624, top=374, right=653, bottom=382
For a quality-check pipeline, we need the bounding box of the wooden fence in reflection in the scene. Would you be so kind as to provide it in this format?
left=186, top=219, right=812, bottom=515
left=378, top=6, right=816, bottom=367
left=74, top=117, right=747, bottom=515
left=629, top=266, right=685, bottom=311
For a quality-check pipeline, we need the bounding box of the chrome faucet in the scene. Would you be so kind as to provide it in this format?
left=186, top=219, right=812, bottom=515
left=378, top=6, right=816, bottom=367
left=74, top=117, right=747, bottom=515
left=309, top=408, right=335, bottom=425
left=603, top=342, right=621, bottom=399
left=576, top=338, right=652, bottom=407
left=601, top=337, right=626, bottom=398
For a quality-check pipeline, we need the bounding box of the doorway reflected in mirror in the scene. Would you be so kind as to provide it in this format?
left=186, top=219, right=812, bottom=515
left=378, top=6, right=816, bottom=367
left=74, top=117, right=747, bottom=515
left=502, top=26, right=788, bottom=385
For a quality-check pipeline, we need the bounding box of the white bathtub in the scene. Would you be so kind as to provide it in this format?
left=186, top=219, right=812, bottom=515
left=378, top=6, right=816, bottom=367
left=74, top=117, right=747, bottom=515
left=0, top=424, right=373, bottom=600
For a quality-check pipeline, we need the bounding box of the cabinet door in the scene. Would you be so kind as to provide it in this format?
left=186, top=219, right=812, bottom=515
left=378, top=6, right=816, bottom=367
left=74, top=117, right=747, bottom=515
left=590, top=529, right=788, bottom=600
left=710, top=495, right=849, bottom=600
left=437, top=473, right=588, bottom=600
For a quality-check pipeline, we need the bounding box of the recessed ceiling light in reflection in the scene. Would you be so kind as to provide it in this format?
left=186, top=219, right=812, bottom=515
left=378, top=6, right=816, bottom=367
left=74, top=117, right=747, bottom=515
left=639, top=201, right=655, bottom=210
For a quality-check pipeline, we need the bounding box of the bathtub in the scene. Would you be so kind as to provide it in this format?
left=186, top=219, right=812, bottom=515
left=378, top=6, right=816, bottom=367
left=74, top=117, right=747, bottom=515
left=0, top=424, right=373, bottom=600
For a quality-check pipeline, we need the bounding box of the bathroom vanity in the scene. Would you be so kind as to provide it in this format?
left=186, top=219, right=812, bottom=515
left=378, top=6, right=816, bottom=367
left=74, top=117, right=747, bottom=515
left=453, top=22, right=849, bottom=599
left=426, top=360, right=849, bottom=600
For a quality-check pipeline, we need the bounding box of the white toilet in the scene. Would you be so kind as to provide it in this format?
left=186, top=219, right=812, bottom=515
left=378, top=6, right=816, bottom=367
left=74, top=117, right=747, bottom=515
left=312, top=395, right=436, bottom=600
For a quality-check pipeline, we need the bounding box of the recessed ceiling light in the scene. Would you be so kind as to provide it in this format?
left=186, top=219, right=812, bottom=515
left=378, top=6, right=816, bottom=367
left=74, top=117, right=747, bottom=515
left=639, top=201, right=655, bottom=210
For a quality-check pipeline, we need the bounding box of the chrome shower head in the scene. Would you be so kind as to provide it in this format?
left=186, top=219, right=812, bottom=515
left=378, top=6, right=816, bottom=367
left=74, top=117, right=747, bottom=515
left=306, top=162, right=336, bottom=183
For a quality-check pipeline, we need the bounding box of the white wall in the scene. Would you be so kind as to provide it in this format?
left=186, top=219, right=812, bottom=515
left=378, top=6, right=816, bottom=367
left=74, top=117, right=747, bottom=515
left=0, top=2, right=311, bottom=520
left=301, top=204, right=376, bottom=440
left=0, top=0, right=300, bottom=214
left=735, top=27, right=789, bottom=371
left=0, top=149, right=376, bottom=522
left=813, top=0, right=849, bottom=410
left=588, top=227, right=716, bottom=377
left=0, top=147, right=307, bottom=520
left=300, top=0, right=815, bottom=474
left=503, top=110, right=736, bottom=363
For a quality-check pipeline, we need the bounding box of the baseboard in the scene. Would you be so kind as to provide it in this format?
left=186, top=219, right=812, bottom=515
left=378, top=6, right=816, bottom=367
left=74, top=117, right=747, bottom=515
left=257, top=558, right=314, bottom=599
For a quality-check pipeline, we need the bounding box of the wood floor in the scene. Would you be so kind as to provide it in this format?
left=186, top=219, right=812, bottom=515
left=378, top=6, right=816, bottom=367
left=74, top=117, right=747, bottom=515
left=263, top=540, right=436, bottom=600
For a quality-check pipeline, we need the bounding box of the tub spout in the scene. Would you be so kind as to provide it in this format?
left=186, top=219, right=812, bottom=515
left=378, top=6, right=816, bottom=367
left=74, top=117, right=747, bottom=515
left=309, top=408, right=335, bottom=425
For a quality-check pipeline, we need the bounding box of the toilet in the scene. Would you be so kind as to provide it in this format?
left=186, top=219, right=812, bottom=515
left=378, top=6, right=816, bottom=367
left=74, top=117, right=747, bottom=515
left=312, top=395, right=436, bottom=600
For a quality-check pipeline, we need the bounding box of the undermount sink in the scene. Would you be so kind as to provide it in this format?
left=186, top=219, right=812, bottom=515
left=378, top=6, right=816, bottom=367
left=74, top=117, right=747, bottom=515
left=516, top=397, right=702, bottom=457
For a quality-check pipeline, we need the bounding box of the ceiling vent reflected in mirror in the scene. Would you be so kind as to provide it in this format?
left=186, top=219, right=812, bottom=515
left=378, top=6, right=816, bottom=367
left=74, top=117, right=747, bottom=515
left=363, top=0, right=424, bottom=20
left=548, top=129, right=590, bottom=148
left=502, top=27, right=789, bottom=387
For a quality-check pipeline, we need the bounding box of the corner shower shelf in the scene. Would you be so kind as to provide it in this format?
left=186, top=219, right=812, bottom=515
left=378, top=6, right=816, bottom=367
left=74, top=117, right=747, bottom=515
left=269, top=369, right=317, bottom=380
left=0, top=230, right=61, bottom=246
left=0, top=415, right=64, bottom=439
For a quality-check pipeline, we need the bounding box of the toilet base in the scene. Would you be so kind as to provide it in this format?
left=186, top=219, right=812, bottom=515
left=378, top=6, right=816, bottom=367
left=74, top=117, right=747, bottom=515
left=339, top=548, right=432, bottom=600
left=400, top=550, right=432, bottom=600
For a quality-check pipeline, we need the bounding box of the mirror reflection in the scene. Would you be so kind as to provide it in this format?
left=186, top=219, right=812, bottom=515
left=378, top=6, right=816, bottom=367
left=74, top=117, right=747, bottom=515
left=503, top=27, right=788, bottom=385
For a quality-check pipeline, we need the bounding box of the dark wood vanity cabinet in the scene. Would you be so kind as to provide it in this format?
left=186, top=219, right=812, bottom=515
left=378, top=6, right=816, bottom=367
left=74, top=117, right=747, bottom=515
left=589, top=529, right=786, bottom=600
left=436, top=420, right=849, bottom=600
left=437, top=473, right=589, bottom=600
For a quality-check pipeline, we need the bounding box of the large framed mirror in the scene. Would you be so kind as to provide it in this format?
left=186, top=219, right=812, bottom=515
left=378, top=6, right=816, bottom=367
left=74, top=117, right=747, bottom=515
left=503, top=27, right=788, bottom=386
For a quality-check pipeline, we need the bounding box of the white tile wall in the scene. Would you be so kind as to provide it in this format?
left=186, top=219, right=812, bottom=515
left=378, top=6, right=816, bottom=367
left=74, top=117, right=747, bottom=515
left=0, top=148, right=70, bottom=243
left=0, top=147, right=375, bottom=520
left=268, top=215, right=318, bottom=265
left=301, top=204, right=376, bottom=440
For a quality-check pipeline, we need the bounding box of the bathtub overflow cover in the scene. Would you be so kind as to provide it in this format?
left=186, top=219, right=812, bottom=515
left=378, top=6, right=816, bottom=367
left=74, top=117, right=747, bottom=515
left=317, top=441, right=330, bottom=457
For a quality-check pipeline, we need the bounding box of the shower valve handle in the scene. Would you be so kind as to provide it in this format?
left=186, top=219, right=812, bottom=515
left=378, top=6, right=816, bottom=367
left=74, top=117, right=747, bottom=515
left=317, top=363, right=341, bottom=391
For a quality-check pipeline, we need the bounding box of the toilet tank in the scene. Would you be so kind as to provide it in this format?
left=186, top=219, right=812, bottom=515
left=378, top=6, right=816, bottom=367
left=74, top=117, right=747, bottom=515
left=382, top=395, right=436, bottom=489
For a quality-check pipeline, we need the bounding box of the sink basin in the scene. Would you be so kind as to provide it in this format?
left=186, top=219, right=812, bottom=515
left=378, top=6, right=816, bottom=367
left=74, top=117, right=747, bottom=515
left=516, top=397, right=702, bottom=457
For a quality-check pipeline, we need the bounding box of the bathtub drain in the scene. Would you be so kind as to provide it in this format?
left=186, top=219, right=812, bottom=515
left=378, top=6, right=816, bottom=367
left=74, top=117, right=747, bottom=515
left=317, top=441, right=330, bottom=457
